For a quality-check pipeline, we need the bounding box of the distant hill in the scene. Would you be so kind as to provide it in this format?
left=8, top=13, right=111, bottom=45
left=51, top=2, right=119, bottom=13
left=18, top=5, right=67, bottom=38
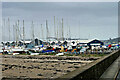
left=102, top=37, right=120, bottom=45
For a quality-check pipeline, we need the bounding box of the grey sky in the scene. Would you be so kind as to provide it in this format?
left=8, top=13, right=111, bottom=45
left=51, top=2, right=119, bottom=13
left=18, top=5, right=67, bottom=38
left=1, top=0, right=119, bottom=2
left=2, top=2, right=118, bottom=41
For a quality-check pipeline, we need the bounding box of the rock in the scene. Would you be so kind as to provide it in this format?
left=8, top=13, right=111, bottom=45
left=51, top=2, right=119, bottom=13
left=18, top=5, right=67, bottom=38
left=37, top=73, right=43, bottom=76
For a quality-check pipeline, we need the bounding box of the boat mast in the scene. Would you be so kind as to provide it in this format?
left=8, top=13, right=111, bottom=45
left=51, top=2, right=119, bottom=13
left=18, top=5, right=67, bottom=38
left=2, top=19, right=5, bottom=54
left=41, top=24, right=43, bottom=40
left=32, top=21, right=35, bottom=43
left=54, top=16, right=56, bottom=39
left=69, top=25, right=71, bottom=42
left=79, top=21, right=80, bottom=40
left=17, top=20, right=20, bottom=41
left=13, top=25, right=15, bottom=41
left=46, top=20, right=49, bottom=42
left=20, top=25, right=22, bottom=41
left=57, top=18, right=58, bottom=41
left=59, top=20, right=61, bottom=41
left=41, top=24, right=43, bottom=45
left=39, top=23, right=40, bottom=40
left=8, top=18, right=10, bottom=41
left=23, top=20, right=25, bottom=47
left=62, top=18, right=64, bottom=41
left=16, top=22, right=18, bottom=46
left=67, top=20, right=68, bottom=40
left=3, top=19, right=5, bottom=42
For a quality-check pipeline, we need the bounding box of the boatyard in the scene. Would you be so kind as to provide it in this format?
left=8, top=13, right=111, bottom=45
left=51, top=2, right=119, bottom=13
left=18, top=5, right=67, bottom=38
left=0, top=13, right=119, bottom=79
left=1, top=2, right=119, bottom=80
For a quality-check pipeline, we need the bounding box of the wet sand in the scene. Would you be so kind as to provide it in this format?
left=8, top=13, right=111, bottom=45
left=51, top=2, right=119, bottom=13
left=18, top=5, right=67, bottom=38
left=2, top=55, right=100, bottom=79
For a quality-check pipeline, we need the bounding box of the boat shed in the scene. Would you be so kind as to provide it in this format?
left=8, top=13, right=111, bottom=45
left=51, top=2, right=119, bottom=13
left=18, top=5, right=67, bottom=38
left=87, top=39, right=104, bottom=46
left=78, top=39, right=104, bottom=46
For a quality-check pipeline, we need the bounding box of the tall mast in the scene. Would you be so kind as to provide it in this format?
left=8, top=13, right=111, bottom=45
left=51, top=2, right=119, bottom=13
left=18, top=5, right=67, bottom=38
left=59, top=20, right=61, bottom=41
left=3, top=19, right=5, bottom=42
left=23, top=20, right=25, bottom=47
left=41, top=24, right=43, bottom=40
left=2, top=19, right=5, bottom=53
left=2, top=19, right=3, bottom=43
left=39, top=23, right=40, bottom=40
left=17, top=20, right=20, bottom=41
left=79, top=21, right=80, bottom=40
left=8, top=18, right=10, bottom=41
left=41, top=24, right=43, bottom=44
left=57, top=18, right=58, bottom=41
left=67, top=20, right=69, bottom=40
left=32, top=21, right=34, bottom=41
left=16, top=22, right=18, bottom=46
left=54, top=16, right=56, bottom=39
left=13, top=25, right=15, bottom=41
left=69, top=25, right=71, bottom=41
left=62, top=18, right=64, bottom=41
left=46, top=20, right=49, bottom=42
left=19, top=25, right=22, bottom=41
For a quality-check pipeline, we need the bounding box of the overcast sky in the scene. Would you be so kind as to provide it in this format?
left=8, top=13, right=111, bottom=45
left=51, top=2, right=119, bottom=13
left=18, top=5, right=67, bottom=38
left=2, top=2, right=118, bottom=41
left=1, top=0, right=119, bottom=2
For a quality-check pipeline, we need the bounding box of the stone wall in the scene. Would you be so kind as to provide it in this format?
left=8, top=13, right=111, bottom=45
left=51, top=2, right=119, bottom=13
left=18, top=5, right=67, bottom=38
left=57, top=50, right=120, bottom=80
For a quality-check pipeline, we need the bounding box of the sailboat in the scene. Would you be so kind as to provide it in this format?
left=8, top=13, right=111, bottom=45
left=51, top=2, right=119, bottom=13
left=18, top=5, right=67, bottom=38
left=10, top=20, right=26, bottom=55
